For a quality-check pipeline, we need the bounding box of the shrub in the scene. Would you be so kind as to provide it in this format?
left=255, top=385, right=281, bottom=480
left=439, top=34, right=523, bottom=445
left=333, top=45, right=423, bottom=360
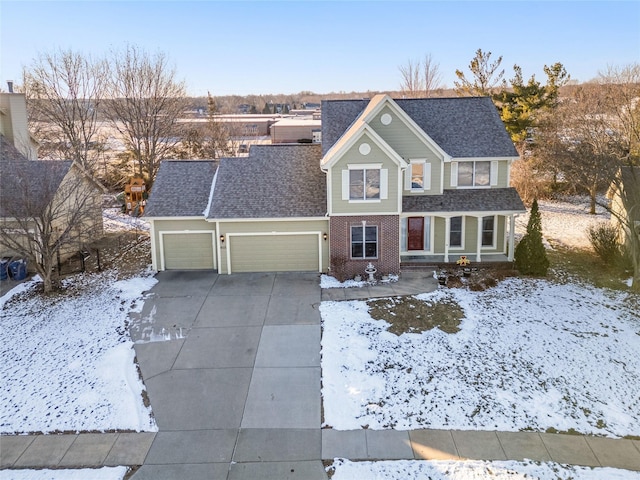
left=587, top=223, right=623, bottom=264
left=515, top=198, right=550, bottom=276
left=330, top=254, right=348, bottom=282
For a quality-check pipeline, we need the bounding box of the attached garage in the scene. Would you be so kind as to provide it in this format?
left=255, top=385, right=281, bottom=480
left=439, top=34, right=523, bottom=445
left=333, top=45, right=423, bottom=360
left=161, top=231, right=215, bottom=270
left=227, top=233, right=320, bottom=273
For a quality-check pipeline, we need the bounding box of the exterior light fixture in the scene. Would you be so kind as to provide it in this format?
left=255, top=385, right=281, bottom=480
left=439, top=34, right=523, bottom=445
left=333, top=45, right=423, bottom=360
left=323, top=233, right=328, bottom=241
left=220, top=235, right=225, bottom=244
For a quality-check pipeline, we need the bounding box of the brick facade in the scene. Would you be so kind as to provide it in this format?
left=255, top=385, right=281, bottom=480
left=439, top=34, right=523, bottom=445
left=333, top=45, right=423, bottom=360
left=329, top=215, right=400, bottom=281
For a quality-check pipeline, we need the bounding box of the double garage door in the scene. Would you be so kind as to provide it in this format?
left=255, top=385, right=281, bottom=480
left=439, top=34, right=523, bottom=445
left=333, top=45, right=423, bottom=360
left=228, top=234, right=320, bottom=273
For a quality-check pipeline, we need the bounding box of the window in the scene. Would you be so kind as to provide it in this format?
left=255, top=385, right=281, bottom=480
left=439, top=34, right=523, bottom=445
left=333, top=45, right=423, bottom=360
left=405, top=160, right=430, bottom=192
left=482, top=216, right=495, bottom=247
left=351, top=225, right=378, bottom=258
left=457, top=161, right=490, bottom=187
left=350, top=168, right=380, bottom=200
left=411, top=163, right=424, bottom=189
left=449, top=216, right=463, bottom=248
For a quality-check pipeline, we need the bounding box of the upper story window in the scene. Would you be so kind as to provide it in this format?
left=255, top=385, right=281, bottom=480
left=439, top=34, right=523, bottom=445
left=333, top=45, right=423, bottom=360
left=459, top=161, right=490, bottom=187
left=405, top=159, right=431, bottom=192
left=451, top=160, right=498, bottom=188
left=350, top=168, right=380, bottom=200
left=342, top=164, right=388, bottom=202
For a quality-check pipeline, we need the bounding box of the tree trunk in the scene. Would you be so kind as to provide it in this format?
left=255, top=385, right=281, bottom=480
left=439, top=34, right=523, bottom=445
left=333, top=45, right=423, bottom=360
left=589, top=185, right=597, bottom=215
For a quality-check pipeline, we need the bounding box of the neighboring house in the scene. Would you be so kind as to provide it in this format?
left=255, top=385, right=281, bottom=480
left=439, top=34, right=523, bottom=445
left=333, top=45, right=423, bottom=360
left=0, top=135, right=105, bottom=265
left=0, top=92, right=38, bottom=160
left=146, top=94, right=526, bottom=276
left=609, top=166, right=640, bottom=249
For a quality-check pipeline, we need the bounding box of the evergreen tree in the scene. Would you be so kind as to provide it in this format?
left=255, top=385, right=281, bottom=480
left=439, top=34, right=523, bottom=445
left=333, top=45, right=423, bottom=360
left=514, top=199, right=549, bottom=276
left=262, top=102, right=272, bottom=114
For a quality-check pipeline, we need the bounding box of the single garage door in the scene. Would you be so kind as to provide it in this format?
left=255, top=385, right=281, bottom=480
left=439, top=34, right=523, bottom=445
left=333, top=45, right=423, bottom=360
left=229, top=234, right=319, bottom=273
left=163, top=233, right=214, bottom=270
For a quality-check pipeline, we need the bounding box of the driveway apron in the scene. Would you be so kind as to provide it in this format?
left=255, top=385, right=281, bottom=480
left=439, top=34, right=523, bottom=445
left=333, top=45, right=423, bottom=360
left=129, top=271, right=326, bottom=480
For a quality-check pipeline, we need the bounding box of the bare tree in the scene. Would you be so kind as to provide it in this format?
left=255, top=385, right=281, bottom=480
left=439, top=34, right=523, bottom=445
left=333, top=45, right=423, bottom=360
left=0, top=161, right=103, bottom=293
left=23, top=49, right=108, bottom=171
left=104, top=45, right=187, bottom=186
left=399, top=54, right=443, bottom=98
left=454, top=48, right=505, bottom=97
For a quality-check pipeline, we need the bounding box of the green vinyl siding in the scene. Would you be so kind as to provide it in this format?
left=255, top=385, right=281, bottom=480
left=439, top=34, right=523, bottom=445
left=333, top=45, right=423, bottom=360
left=432, top=215, right=507, bottom=255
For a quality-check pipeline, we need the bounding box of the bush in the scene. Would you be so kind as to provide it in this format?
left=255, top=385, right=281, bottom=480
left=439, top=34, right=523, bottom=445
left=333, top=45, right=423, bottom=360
left=515, top=198, right=550, bottom=276
left=587, top=223, right=623, bottom=264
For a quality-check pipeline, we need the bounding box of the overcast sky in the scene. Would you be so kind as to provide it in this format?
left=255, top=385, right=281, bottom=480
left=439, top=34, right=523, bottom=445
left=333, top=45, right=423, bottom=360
left=1, top=1, right=639, bottom=97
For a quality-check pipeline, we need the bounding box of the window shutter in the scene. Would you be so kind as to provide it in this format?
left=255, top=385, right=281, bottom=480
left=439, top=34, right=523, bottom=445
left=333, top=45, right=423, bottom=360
left=450, top=162, right=458, bottom=187
left=490, top=161, right=499, bottom=186
left=404, top=167, right=412, bottom=191
left=424, top=162, right=432, bottom=191
left=380, top=169, right=388, bottom=199
left=342, top=170, right=350, bottom=200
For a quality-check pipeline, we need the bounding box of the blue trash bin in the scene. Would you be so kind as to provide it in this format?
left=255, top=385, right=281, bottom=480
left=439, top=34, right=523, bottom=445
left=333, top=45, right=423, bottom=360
left=0, top=258, right=9, bottom=280
left=8, top=259, right=27, bottom=281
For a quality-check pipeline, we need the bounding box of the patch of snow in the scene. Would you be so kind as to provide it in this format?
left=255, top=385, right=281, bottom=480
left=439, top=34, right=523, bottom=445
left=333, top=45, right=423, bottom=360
left=320, top=274, right=367, bottom=289
left=626, top=277, right=634, bottom=288
left=0, top=277, right=39, bottom=310
left=329, top=459, right=640, bottom=480
left=103, top=208, right=149, bottom=233
left=321, top=278, right=640, bottom=436
left=0, top=271, right=158, bottom=434
left=0, top=467, right=127, bottom=480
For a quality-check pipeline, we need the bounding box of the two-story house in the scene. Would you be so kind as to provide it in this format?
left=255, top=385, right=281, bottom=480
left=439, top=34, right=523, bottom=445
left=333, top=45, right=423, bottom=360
left=145, top=94, right=526, bottom=276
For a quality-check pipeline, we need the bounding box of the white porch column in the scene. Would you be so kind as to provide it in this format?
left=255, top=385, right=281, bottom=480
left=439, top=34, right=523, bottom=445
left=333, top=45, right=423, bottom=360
left=508, top=214, right=516, bottom=261
left=476, top=216, right=483, bottom=262
left=444, top=216, right=450, bottom=263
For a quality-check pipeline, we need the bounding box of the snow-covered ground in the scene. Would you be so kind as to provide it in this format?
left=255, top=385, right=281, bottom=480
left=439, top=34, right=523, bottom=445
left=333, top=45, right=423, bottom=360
left=515, top=195, right=610, bottom=250
left=0, top=271, right=158, bottom=434
left=321, top=279, right=640, bottom=436
left=102, top=207, right=150, bottom=233
left=0, top=467, right=127, bottom=480
left=330, top=459, right=640, bottom=480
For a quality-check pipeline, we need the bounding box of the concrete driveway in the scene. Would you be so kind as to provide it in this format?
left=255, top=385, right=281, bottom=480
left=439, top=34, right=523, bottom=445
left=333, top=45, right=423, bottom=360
left=129, top=271, right=326, bottom=480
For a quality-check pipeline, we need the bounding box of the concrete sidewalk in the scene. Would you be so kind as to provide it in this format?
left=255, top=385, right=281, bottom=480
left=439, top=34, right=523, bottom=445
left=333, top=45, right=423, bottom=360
left=2, top=270, right=640, bottom=478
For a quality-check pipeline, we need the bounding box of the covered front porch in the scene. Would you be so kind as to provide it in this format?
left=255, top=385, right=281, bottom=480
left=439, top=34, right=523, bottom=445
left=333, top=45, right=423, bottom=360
left=401, top=253, right=511, bottom=266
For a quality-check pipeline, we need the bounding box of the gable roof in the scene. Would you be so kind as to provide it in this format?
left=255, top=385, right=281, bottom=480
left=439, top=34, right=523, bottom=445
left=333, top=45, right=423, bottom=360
left=144, top=160, right=219, bottom=217
left=322, top=96, right=518, bottom=159
left=0, top=134, right=29, bottom=163
left=402, top=187, right=526, bottom=214
left=208, top=144, right=325, bottom=219
left=0, top=160, right=73, bottom=217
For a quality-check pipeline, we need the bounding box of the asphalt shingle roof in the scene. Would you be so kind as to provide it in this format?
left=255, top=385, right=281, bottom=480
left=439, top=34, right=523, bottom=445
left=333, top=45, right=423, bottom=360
left=0, top=134, right=30, bottom=163
left=0, top=160, right=73, bottom=217
left=144, top=160, right=218, bottom=217
left=208, top=144, right=326, bottom=219
left=402, top=187, right=526, bottom=213
left=322, top=97, right=518, bottom=159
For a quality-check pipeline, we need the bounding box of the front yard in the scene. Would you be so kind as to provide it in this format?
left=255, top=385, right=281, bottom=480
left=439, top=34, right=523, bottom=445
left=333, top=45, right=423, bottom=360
left=321, top=277, right=640, bottom=436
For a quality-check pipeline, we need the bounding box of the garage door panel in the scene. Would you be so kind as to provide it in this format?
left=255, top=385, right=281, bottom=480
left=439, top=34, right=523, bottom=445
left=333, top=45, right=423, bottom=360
left=230, top=234, right=318, bottom=273
left=163, top=233, right=214, bottom=270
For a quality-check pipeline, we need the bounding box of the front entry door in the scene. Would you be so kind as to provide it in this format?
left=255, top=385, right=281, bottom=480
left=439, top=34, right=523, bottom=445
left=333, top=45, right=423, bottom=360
left=407, top=217, right=424, bottom=251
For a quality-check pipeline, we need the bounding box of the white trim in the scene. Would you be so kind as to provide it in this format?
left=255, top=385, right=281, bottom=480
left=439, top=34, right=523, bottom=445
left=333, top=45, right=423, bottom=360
left=146, top=216, right=207, bottom=221
left=225, top=231, right=323, bottom=275
left=380, top=169, right=388, bottom=199
left=450, top=162, right=458, bottom=187
left=449, top=156, right=519, bottom=162
left=149, top=219, right=158, bottom=271
left=490, top=160, right=499, bottom=186
left=158, top=230, right=216, bottom=271
left=347, top=163, right=384, bottom=170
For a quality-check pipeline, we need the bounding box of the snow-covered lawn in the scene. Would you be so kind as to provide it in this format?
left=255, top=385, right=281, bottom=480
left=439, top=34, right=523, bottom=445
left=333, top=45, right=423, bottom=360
left=321, top=278, right=640, bottom=436
left=330, top=459, right=640, bottom=480
left=0, top=271, right=158, bottom=434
